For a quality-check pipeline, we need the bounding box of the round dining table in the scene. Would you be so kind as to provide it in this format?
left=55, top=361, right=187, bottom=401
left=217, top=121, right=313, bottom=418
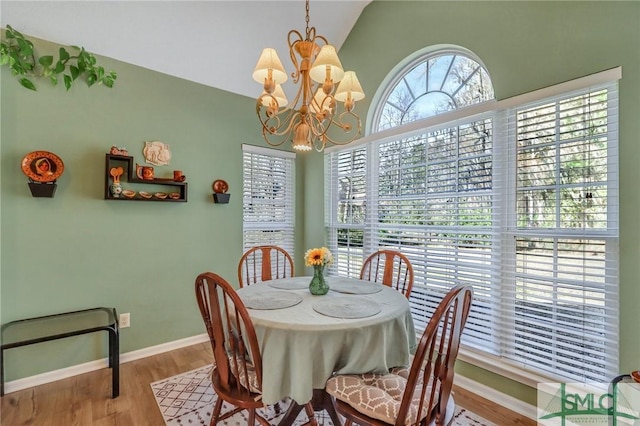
left=236, top=275, right=416, bottom=424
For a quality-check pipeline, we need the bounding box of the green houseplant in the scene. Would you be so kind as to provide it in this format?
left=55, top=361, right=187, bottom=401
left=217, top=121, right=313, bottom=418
left=0, top=25, right=116, bottom=91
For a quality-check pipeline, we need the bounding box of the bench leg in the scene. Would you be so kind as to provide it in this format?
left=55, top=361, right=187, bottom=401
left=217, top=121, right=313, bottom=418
left=109, top=327, right=120, bottom=398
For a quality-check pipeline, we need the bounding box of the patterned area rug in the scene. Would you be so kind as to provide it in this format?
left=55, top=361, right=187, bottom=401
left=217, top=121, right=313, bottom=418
left=151, top=366, right=495, bottom=426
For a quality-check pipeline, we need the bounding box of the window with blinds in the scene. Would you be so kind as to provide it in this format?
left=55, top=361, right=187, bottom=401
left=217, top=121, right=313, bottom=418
left=325, top=148, right=368, bottom=278
left=242, top=145, right=295, bottom=257
left=325, top=76, right=619, bottom=384
left=326, top=115, right=498, bottom=350
left=502, top=86, right=619, bottom=382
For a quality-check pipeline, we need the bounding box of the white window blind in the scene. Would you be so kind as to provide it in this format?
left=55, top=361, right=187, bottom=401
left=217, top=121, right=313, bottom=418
left=501, top=84, right=619, bottom=382
left=325, top=76, right=619, bottom=384
left=325, top=146, right=369, bottom=278
left=242, top=145, right=295, bottom=257
left=327, top=115, right=498, bottom=351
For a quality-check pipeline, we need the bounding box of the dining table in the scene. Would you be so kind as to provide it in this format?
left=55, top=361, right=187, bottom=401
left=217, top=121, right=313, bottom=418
left=236, top=275, right=417, bottom=425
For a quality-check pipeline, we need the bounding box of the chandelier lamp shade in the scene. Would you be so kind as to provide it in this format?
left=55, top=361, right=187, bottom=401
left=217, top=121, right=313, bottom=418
left=253, top=0, right=365, bottom=152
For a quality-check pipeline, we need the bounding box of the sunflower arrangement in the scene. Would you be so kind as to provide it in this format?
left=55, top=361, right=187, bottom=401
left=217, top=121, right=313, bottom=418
left=304, top=247, right=334, bottom=268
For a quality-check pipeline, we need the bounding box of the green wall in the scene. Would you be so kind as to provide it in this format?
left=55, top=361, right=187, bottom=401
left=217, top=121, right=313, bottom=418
left=312, top=0, right=639, bottom=406
left=2, top=0, right=639, bottom=410
left=0, top=35, right=304, bottom=380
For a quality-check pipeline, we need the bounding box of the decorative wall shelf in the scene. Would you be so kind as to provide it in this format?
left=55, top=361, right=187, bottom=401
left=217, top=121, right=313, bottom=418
left=213, top=193, right=230, bottom=204
left=212, top=179, right=230, bottom=204
left=28, top=182, right=57, bottom=197
left=104, top=154, right=187, bottom=202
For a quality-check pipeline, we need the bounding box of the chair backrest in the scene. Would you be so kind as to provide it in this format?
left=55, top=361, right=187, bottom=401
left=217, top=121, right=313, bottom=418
left=237, top=245, right=294, bottom=287
left=195, top=272, right=263, bottom=396
left=360, top=250, right=414, bottom=299
left=396, top=285, right=473, bottom=426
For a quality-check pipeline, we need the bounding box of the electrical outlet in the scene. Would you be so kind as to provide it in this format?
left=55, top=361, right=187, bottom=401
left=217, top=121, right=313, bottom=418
left=119, top=312, right=130, bottom=328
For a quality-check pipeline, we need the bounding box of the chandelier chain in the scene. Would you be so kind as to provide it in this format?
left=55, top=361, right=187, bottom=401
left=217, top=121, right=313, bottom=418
left=305, top=0, right=310, bottom=39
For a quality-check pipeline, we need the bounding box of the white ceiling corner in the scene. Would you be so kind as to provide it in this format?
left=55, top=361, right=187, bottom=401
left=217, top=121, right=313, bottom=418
left=0, top=0, right=371, bottom=99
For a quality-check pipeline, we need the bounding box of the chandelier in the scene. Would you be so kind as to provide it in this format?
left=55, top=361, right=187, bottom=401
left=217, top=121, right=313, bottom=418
left=252, top=0, right=365, bottom=152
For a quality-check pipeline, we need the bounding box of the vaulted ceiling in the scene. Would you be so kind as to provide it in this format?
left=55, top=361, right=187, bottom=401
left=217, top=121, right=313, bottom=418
left=1, top=1, right=371, bottom=99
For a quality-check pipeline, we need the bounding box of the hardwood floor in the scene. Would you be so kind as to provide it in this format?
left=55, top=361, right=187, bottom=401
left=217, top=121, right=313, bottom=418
left=1, top=342, right=534, bottom=425
left=452, top=384, right=535, bottom=426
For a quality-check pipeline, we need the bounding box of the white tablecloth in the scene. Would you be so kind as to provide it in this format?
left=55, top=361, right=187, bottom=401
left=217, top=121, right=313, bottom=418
left=236, top=276, right=416, bottom=404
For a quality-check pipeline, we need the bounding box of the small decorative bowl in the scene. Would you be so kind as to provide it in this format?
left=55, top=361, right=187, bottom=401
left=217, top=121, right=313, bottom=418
left=139, top=191, right=152, bottom=199
left=122, top=190, right=136, bottom=198
left=169, top=192, right=180, bottom=199
left=632, top=370, right=640, bottom=383
left=154, top=192, right=168, bottom=199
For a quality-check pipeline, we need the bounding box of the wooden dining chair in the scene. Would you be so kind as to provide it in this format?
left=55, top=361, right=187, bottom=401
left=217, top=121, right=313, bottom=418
left=238, top=245, right=294, bottom=287
left=326, top=285, right=473, bottom=426
left=360, top=250, right=414, bottom=299
left=195, top=272, right=317, bottom=426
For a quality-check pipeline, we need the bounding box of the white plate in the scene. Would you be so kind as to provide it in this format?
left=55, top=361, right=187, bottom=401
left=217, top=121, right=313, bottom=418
left=241, top=290, right=303, bottom=310
left=313, top=297, right=381, bottom=319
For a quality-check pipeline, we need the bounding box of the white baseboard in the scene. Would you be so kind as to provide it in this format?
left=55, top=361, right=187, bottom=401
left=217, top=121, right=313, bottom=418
left=5, top=333, right=537, bottom=422
left=4, top=333, right=209, bottom=394
left=119, top=334, right=209, bottom=364
left=454, top=373, right=538, bottom=421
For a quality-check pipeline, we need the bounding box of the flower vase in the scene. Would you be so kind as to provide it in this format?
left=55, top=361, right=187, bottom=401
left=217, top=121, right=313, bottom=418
left=309, top=265, right=329, bottom=295
left=109, top=182, right=122, bottom=198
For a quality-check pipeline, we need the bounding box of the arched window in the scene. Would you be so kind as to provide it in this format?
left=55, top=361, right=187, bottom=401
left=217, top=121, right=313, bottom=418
left=372, top=49, right=494, bottom=131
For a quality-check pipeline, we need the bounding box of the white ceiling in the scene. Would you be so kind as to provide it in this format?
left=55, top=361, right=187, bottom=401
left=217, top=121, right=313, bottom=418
left=0, top=0, right=371, bottom=99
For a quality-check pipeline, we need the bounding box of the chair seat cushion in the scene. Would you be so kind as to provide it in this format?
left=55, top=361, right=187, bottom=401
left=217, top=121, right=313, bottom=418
left=326, top=371, right=434, bottom=425
left=229, top=356, right=260, bottom=393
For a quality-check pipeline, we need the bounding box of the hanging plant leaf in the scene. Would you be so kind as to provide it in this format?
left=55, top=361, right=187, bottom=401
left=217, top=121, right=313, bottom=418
left=38, top=55, right=53, bottom=67
left=87, top=73, right=97, bottom=87
left=63, top=74, right=72, bottom=90
left=54, top=60, right=65, bottom=74
left=19, top=77, right=36, bottom=91
left=1, top=25, right=117, bottom=91
left=59, top=47, right=69, bottom=61
left=69, top=65, right=79, bottom=80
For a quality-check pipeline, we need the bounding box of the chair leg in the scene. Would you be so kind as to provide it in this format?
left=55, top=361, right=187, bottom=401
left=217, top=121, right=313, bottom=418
left=256, top=412, right=271, bottom=426
left=325, top=396, right=343, bottom=426
left=209, top=398, right=223, bottom=426
left=304, top=403, right=318, bottom=426
left=248, top=408, right=256, bottom=425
